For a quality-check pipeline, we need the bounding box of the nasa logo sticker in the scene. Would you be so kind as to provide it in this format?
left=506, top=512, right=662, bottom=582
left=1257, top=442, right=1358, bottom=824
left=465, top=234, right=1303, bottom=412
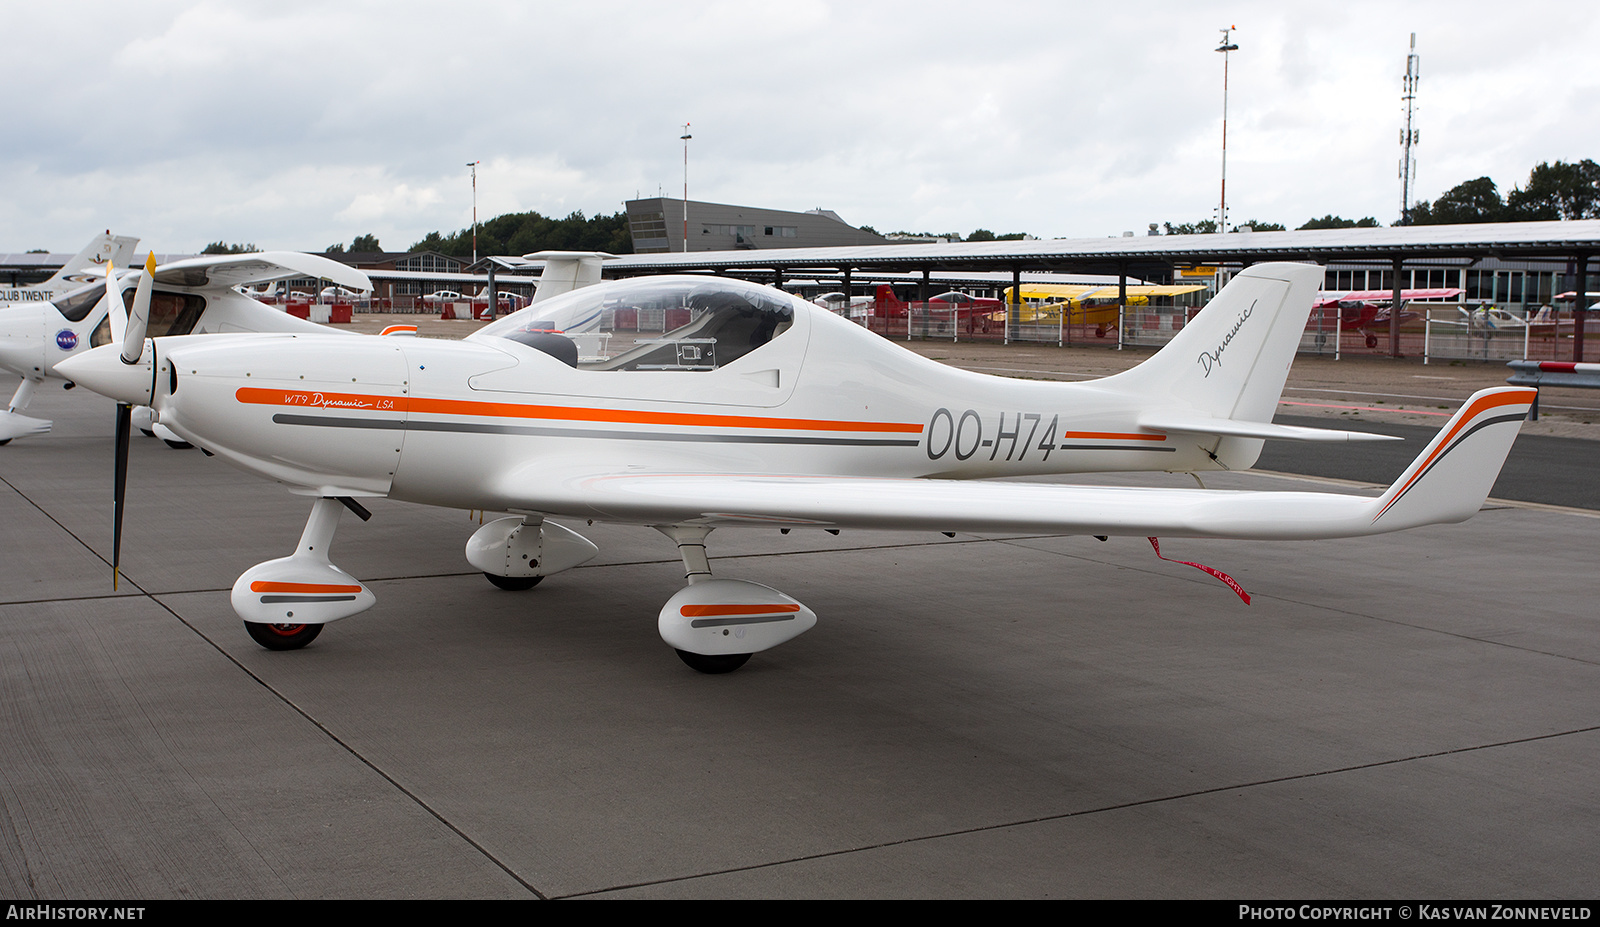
left=56, top=329, right=79, bottom=351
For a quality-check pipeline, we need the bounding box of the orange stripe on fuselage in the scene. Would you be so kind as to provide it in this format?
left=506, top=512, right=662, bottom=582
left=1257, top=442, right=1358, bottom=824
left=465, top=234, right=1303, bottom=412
left=235, top=387, right=922, bottom=434
left=680, top=603, right=802, bottom=618
left=250, top=580, right=364, bottom=593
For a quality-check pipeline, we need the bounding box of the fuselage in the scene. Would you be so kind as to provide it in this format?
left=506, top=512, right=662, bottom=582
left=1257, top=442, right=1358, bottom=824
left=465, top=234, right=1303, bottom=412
left=106, top=277, right=1241, bottom=519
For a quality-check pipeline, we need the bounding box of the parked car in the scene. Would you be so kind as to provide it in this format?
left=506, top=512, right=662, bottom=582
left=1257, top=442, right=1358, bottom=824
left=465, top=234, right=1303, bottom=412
left=421, top=289, right=466, bottom=307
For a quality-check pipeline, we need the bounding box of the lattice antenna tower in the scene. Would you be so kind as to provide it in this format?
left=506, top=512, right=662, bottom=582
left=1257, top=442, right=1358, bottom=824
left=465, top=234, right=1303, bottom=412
left=1399, top=33, right=1420, bottom=225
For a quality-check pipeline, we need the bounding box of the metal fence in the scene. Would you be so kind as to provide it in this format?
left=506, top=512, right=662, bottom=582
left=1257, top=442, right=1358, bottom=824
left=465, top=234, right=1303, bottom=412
left=859, top=301, right=1186, bottom=347
left=1420, top=306, right=1598, bottom=363
left=363, top=291, right=1600, bottom=365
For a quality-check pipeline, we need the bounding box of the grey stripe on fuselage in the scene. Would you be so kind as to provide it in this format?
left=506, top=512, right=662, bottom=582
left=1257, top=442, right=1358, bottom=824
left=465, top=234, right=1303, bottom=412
left=269, top=413, right=1174, bottom=451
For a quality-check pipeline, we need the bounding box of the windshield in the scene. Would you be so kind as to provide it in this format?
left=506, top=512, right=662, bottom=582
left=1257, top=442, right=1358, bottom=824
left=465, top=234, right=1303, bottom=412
left=52, top=282, right=104, bottom=322
left=476, top=277, right=797, bottom=371
left=52, top=281, right=205, bottom=336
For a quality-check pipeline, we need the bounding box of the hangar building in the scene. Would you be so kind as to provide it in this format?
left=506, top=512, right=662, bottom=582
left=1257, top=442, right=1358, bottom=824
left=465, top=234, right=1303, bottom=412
left=625, top=198, right=889, bottom=253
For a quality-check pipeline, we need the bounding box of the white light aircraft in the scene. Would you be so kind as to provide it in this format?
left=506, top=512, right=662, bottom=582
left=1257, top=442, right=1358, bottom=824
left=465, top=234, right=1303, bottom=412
left=0, top=230, right=142, bottom=439
left=0, top=249, right=371, bottom=444
left=59, top=263, right=1535, bottom=673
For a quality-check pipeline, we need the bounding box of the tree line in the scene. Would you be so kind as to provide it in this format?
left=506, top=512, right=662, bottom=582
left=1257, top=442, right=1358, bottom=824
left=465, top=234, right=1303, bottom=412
left=1162, top=160, right=1600, bottom=234
left=408, top=210, right=631, bottom=258
left=1403, top=160, right=1600, bottom=224
left=311, top=211, right=632, bottom=260
left=858, top=226, right=1030, bottom=242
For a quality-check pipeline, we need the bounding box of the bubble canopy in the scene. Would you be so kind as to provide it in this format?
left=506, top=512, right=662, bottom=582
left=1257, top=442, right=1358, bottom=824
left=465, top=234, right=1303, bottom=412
left=473, top=277, right=799, bottom=371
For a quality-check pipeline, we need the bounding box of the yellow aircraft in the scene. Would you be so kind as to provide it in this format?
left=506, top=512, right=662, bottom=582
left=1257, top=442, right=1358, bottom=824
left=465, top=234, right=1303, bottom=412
left=1001, top=282, right=1209, bottom=334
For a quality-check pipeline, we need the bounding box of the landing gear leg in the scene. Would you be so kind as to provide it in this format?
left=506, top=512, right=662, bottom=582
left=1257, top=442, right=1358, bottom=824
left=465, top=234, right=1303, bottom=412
left=7, top=376, right=38, bottom=416
left=656, top=525, right=714, bottom=586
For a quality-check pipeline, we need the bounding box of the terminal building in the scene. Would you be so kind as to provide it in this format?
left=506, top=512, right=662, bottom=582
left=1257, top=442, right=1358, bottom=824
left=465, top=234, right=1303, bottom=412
left=625, top=198, right=890, bottom=253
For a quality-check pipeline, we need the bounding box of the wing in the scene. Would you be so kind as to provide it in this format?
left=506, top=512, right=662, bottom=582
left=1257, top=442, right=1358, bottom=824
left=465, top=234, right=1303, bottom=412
left=152, top=252, right=371, bottom=291
left=493, top=389, right=1532, bottom=542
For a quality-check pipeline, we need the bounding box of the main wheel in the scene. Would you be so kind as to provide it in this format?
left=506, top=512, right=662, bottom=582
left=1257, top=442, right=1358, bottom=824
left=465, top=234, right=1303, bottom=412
left=0, top=439, right=9, bottom=446
left=163, top=439, right=193, bottom=449
left=140, top=428, right=156, bottom=438
left=484, top=572, right=542, bottom=591
left=674, top=649, right=751, bottom=674
left=244, top=621, right=323, bottom=651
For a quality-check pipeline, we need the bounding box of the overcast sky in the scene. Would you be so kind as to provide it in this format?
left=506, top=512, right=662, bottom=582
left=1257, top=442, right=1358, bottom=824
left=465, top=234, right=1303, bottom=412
left=5, top=0, right=1596, bottom=254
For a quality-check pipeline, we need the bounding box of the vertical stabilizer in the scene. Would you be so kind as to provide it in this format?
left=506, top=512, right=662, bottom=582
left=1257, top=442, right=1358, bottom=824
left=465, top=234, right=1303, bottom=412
left=43, top=232, right=142, bottom=290
left=528, top=251, right=611, bottom=303
left=1101, top=262, right=1322, bottom=424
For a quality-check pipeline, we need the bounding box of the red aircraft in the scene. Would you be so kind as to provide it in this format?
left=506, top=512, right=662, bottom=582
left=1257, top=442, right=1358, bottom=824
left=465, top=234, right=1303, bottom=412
left=873, top=285, right=1006, bottom=332
left=1310, top=288, right=1461, bottom=348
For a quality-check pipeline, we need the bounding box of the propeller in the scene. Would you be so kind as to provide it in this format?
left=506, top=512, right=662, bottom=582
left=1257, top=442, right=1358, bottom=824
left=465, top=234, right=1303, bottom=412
left=108, top=251, right=155, bottom=590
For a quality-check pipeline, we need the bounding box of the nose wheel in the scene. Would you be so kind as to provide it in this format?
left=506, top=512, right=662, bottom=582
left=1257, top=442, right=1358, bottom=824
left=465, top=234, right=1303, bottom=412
left=244, top=621, right=323, bottom=651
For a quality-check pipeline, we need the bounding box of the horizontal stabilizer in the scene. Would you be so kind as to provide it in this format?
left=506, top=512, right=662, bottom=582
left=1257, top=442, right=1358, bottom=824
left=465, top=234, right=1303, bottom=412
left=525, top=251, right=612, bottom=303
left=1139, top=412, right=1401, bottom=443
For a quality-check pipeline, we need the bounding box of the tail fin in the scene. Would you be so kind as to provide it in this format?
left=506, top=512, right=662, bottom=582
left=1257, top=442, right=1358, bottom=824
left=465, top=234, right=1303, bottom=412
left=528, top=251, right=610, bottom=304
left=1368, top=387, right=1535, bottom=529
left=1103, top=262, right=1322, bottom=423
left=874, top=284, right=906, bottom=311
left=43, top=232, right=142, bottom=289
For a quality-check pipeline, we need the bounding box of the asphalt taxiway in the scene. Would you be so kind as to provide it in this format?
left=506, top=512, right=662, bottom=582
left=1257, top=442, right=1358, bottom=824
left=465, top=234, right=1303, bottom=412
left=1, top=356, right=1597, bottom=899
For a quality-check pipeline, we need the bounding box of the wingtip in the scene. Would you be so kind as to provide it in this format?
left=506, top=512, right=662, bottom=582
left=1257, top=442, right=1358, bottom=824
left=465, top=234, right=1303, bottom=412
left=1370, top=386, right=1535, bottom=527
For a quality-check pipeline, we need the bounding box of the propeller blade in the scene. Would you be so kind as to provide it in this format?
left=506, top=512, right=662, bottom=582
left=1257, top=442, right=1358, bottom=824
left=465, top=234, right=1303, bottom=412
left=105, top=259, right=126, bottom=346
left=113, top=402, right=131, bottom=590
left=121, top=251, right=157, bottom=365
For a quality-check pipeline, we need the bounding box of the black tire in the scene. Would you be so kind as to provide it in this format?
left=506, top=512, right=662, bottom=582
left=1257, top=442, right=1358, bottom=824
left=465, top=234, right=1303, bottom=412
left=0, top=439, right=9, bottom=446
left=484, top=572, right=542, bottom=591
left=674, top=649, right=751, bottom=674
left=139, top=429, right=156, bottom=438
left=244, top=621, right=323, bottom=651
left=163, top=439, right=193, bottom=449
